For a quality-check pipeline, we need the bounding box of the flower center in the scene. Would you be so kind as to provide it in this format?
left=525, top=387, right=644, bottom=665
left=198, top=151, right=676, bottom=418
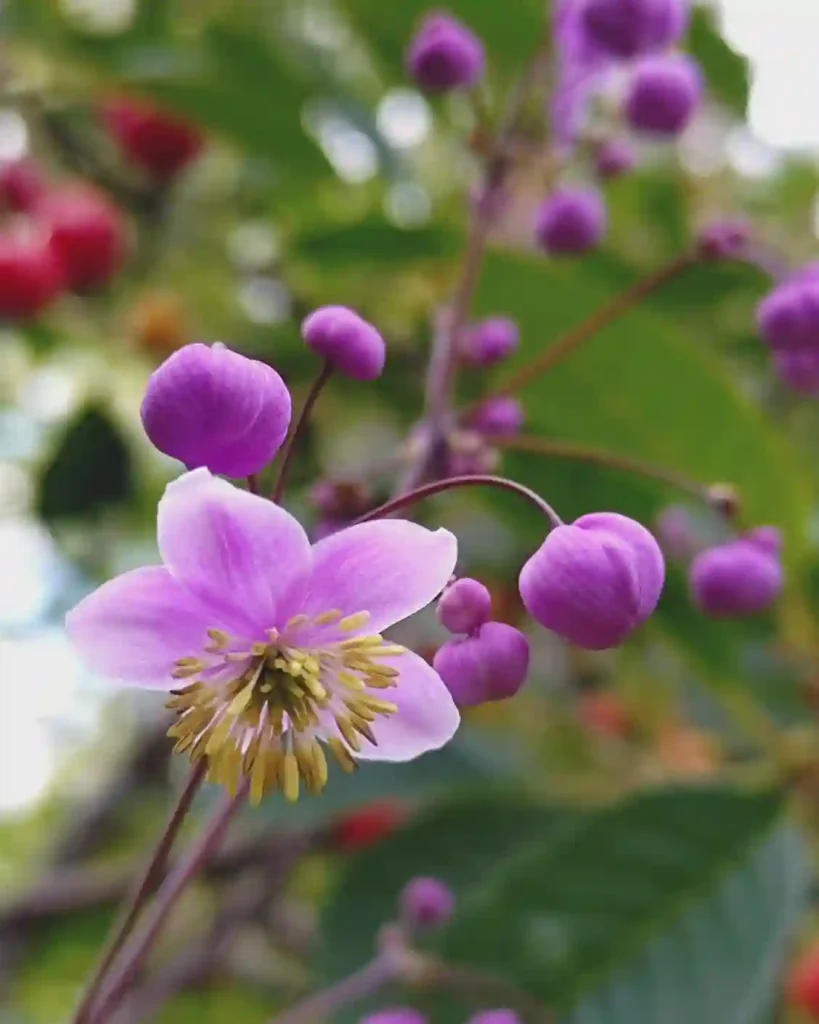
left=165, top=610, right=404, bottom=804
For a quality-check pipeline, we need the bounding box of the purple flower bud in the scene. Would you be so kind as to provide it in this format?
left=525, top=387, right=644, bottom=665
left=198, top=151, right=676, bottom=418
left=437, top=577, right=492, bottom=634
left=535, top=187, right=607, bottom=256
left=594, top=138, right=637, bottom=180
left=696, top=218, right=751, bottom=261
left=460, top=317, right=520, bottom=368
left=447, top=429, right=501, bottom=476
left=406, top=12, right=485, bottom=94
left=359, top=1010, right=427, bottom=1024
left=773, top=350, right=819, bottom=393
left=582, top=0, right=689, bottom=59
left=141, top=343, right=292, bottom=478
left=467, top=1012, right=522, bottom=1024
left=467, top=397, right=525, bottom=438
left=433, top=622, right=530, bottom=706
left=302, top=305, right=386, bottom=381
left=690, top=532, right=783, bottom=618
left=519, top=512, right=665, bottom=650
left=400, top=876, right=455, bottom=930
left=654, top=505, right=701, bottom=562
left=745, top=525, right=782, bottom=555
left=624, top=54, right=703, bottom=136
left=757, top=275, right=819, bottom=352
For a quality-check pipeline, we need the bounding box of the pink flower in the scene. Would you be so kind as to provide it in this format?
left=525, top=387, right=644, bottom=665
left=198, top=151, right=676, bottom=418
left=66, top=469, right=459, bottom=804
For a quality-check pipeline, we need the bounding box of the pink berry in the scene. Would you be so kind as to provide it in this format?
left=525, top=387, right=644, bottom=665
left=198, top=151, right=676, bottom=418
left=101, top=97, right=204, bottom=181
left=0, top=231, right=64, bottom=320
left=41, top=187, right=128, bottom=293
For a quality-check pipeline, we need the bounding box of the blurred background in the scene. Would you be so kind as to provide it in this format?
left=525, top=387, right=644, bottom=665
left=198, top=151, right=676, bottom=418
left=1, top=1, right=819, bottom=1022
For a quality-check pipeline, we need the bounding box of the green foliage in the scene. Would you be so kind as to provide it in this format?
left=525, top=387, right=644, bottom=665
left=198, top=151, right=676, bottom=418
left=687, top=6, right=751, bottom=117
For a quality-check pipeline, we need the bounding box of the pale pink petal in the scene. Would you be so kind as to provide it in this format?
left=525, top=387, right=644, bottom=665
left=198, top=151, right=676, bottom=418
left=298, top=520, right=457, bottom=634
left=356, top=650, right=460, bottom=762
left=65, top=567, right=212, bottom=689
left=157, top=469, right=311, bottom=633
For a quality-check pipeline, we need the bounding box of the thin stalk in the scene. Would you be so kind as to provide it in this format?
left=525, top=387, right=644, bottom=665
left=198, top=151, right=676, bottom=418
left=357, top=474, right=562, bottom=528
left=246, top=474, right=260, bottom=495
left=479, top=253, right=697, bottom=406
left=427, top=961, right=554, bottom=1023
left=87, top=783, right=247, bottom=1024
left=272, top=361, right=333, bottom=503
left=495, top=435, right=711, bottom=503
left=72, top=760, right=207, bottom=1024
left=267, top=955, right=396, bottom=1024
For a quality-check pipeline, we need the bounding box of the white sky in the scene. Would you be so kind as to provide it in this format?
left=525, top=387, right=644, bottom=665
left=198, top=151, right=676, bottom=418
left=718, top=0, right=819, bottom=150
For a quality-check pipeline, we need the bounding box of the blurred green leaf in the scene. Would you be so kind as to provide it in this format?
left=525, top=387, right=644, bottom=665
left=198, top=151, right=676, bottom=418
left=687, top=6, right=750, bottom=117
left=319, top=790, right=569, bottom=985
left=36, top=402, right=135, bottom=522
left=293, top=218, right=463, bottom=267
left=438, top=788, right=803, bottom=1021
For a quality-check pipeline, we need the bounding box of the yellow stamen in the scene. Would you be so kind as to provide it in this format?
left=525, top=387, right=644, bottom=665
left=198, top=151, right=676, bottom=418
left=339, top=611, right=370, bottom=632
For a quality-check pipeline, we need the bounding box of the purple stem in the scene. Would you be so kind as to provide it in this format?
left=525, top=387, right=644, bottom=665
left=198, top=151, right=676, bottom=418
left=267, top=954, right=397, bottom=1024
left=272, top=360, right=334, bottom=503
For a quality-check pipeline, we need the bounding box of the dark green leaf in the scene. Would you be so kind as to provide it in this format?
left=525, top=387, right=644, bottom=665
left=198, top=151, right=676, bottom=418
left=293, top=218, right=463, bottom=267
left=688, top=7, right=750, bottom=118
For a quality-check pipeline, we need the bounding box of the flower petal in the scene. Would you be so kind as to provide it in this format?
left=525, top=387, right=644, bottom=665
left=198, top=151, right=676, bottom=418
left=158, top=469, right=311, bottom=633
left=356, top=650, right=460, bottom=762
left=299, top=520, right=457, bottom=634
left=65, top=566, right=212, bottom=688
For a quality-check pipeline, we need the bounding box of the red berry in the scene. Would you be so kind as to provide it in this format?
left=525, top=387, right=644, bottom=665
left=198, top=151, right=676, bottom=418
left=41, top=187, right=128, bottom=293
left=0, top=158, right=45, bottom=213
left=101, top=97, right=204, bottom=181
left=330, top=800, right=407, bottom=851
left=788, top=947, right=819, bottom=1017
left=0, top=231, right=63, bottom=320
left=579, top=692, right=632, bottom=739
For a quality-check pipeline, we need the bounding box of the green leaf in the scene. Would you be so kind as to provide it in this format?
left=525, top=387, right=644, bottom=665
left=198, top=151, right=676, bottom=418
left=687, top=6, right=750, bottom=118
left=439, top=788, right=804, bottom=1022
left=36, top=402, right=135, bottom=522
left=293, top=218, right=463, bottom=268
left=319, top=791, right=568, bottom=985
left=478, top=252, right=810, bottom=549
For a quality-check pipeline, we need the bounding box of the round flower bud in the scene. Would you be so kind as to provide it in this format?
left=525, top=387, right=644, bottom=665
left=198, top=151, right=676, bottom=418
left=787, top=946, right=819, bottom=1017
left=689, top=532, right=783, bottom=618
left=433, top=621, right=530, bottom=706
left=757, top=274, right=819, bottom=352
left=468, top=396, right=525, bottom=438
left=535, top=187, right=607, bottom=256
left=519, top=512, right=665, bottom=650
left=437, top=578, right=492, bottom=635
left=593, top=139, right=636, bottom=180
left=773, top=349, right=819, bottom=394
left=460, top=316, right=519, bottom=368
left=467, top=1012, right=522, bottom=1024
left=625, top=54, right=703, bottom=136
left=406, top=13, right=485, bottom=94
left=654, top=505, right=700, bottom=562
left=706, top=482, right=741, bottom=520
left=581, top=0, right=689, bottom=59
left=696, top=218, right=751, bottom=261
left=141, top=342, right=292, bottom=477
left=101, top=97, right=204, bottom=181
left=41, top=187, right=128, bottom=293
left=0, top=158, right=44, bottom=213
left=0, top=231, right=63, bottom=320
left=302, top=305, right=386, bottom=381
left=400, top=876, right=455, bottom=931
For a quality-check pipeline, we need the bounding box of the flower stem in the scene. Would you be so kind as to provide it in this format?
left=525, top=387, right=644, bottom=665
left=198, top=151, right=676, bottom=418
left=246, top=474, right=260, bottom=495
left=357, top=474, right=563, bottom=528
left=426, top=960, right=554, bottom=1023
left=476, top=253, right=697, bottom=407
left=268, top=954, right=397, bottom=1024
left=272, top=360, right=334, bottom=503
left=86, top=783, right=247, bottom=1024
left=71, top=760, right=208, bottom=1024
left=496, top=435, right=712, bottom=503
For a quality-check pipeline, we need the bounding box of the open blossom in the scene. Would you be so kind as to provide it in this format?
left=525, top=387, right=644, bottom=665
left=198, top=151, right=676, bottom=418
left=66, top=470, right=459, bottom=804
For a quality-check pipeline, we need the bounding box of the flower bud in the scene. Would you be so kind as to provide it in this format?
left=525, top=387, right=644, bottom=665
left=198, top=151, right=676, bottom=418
left=625, top=54, right=702, bottom=136
left=773, top=349, right=819, bottom=394
left=302, top=305, right=386, bottom=381
left=654, top=505, right=700, bottom=562
left=689, top=531, right=783, bottom=618
left=593, top=139, right=636, bottom=180
left=41, top=186, right=128, bottom=292
left=535, top=187, right=607, bottom=256
left=582, top=0, right=689, bottom=59
left=757, top=273, right=819, bottom=352
left=400, top=876, right=455, bottom=930
left=433, top=622, right=530, bottom=706
left=101, top=97, right=204, bottom=181
left=467, top=396, right=525, bottom=438
left=0, top=230, right=63, bottom=320
left=406, top=12, right=485, bottom=94
left=467, top=1012, right=521, bottom=1024
left=309, top=479, right=374, bottom=521
left=705, top=482, right=741, bottom=520
left=0, top=158, right=44, bottom=213
left=437, top=578, right=492, bottom=635
left=519, top=512, right=665, bottom=650
left=460, top=316, right=519, bottom=367
left=141, top=342, right=292, bottom=477
left=447, top=429, right=501, bottom=476
left=360, top=1010, right=426, bottom=1024
left=696, top=218, right=751, bottom=261
left=787, top=946, right=819, bottom=1017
